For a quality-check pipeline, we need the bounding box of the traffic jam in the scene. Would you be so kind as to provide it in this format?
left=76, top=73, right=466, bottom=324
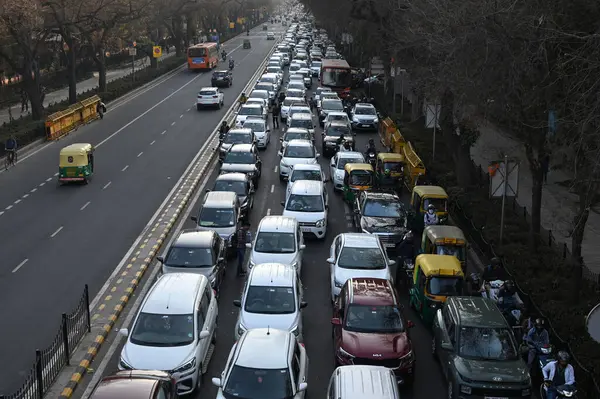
left=84, top=5, right=570, bottom=399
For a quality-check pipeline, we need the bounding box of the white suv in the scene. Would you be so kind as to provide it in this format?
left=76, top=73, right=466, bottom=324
left=248, top=215, right=305, bottom=272
left=243, top=118, right=270, bottom=149
left=286, top=163, right=327, bottom=199
left=211, top=329, right=309, bottom=399
left=283, top=180, right=328, bottom=239
left=278, top=139, right=319, bottom=181
left=197, top=87, right=224, bottom=110
left=233, top=263, right=307, bottom=340
left=118, top=273, right=218, bottom=395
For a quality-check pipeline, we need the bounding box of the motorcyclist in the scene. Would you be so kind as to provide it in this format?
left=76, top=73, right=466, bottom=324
left=4, top=134, right=17, bottom=164
left=365, top=138, right=377, bottom=158
left=219, top=121, right=230, bottom=140
left=221, top=50, right=227, bottom=61
left=229, top=58, right=234, bottom=70
left=481, top=257, right=507, bottom=283
left=542, top=351, right=575, bottom=399
left=394, top=231, right=415, bottom=284
left=336, top=133, right=346, bottom=151
left=424, top=204, right=439, bottom=226
left=239, top=92, right=248, bottom=106
left=525, top=318, right=550, bottom=368
left=341, top=140, right=352, bottom=151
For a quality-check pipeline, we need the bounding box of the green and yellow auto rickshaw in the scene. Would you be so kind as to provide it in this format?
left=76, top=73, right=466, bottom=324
left=410, top=185, right=449, bottom=231
left=58, top=143, right=94, bottom=185
left=420, top=225, right=467, bottom=271
left=343, top=163, right=374, bottom=205
left=375, top=152, right=404, bottom=189
left=409, top=254, right=464, bottom=326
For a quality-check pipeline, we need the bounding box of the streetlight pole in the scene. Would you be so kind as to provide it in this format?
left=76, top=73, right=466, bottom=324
left=399, top=69, right=406, bottom=116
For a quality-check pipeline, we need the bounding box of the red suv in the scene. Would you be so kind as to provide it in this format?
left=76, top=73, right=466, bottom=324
left=331, top=278, right=415, bottom=384
left=89, top=370, right=179, bottom=398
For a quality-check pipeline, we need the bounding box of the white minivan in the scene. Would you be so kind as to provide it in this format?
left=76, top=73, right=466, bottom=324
left=248, top=215, right=305, bottom=272
left=118, top=273, right=218, bottom=395
left=282, top=180, right=328, bottom=239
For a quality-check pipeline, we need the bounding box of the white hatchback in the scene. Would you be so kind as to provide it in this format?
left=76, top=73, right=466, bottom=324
left=286, top=163, right=327, bottom=199
left=243, top=118, right=270, bottom=149
left=196, top=87, right=224, bottom=110
left=248, top=215, right=305, bottom=272
left=329, top=151, right=365, bottom=191
left=282, top=180, right=328, bottom=239
left=278, top=139, right=319, bottom=181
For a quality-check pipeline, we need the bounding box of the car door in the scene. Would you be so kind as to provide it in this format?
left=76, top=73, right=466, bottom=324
left=196, top=295, right=207, bottom=364
left=438, top=307, right=455, bottom=379
left=293, top=340, right=308, bottom=398
left=329, top=154, right=336, bottom=178
left=296, top=225, right=304, bottom=266
left=354, top=192, right=364, bottom=228
left=329, top=236, right=341, bottom=284
left=213, top=237, right=225, bottom=288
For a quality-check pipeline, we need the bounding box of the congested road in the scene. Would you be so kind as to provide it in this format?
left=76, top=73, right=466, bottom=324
left=89, top=50, right=449, bottom=398
left=0, top=26, right=286, bottom=393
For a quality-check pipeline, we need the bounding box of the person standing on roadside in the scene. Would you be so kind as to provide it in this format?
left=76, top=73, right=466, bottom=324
left=272, top=101, right=280, bottom=129
left=20, top=88, right=28, bottom=113
left=236, top=221, right=252, bottom=277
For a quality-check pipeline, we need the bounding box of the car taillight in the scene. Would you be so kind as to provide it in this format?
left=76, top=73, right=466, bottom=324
left=299, top=342, right=305, bottom=347
left=213, top=96, right=218, bottom=98
left=213, top=289, right=217, bottom=296
left=198, top=96, right=202, bottom=98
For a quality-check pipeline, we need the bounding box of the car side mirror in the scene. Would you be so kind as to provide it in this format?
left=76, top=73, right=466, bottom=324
left=300, top=301, right=308, bottom=309
left=205, top=189, right=211, bottom=192
left=281, top=201, right=285, bottom=206
left=190, top=216, right=198, bottom=222
left=157, top=256, right=164, bottom=264
left=300, top=244, right=306, bottom=250
left=331, top=317, right=341, bottom=325
left=441, top=342, right=454, bottom=351
left=199, top=330, right=210, bottom=340
left=407, top=320, right=415, bottom=328
left=118, top=328, right=129, bottom=337
left=388, top=259, right=396, bottom=266
left=354, top=209, right=359, bottom=214
left=316, top=153, right=320, bottom=158
left=326, top=257, right=335, bottom=264
left=212, top=378, right=222, bottom=387
left=218, top=257, right=225, bottom=263
left=233, top=299, right=242, bottom=307
left=278, top=151, right=283, bottom=157
left=246, top=243, right=252, bottom=249
left=279, top=138, right=283, bottom=142
left=298, top=382, right=308, bottom=392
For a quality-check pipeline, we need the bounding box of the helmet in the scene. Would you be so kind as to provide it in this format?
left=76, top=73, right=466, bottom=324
left=557, top=351, right=570, bottom=362
left=427, top=204, right=435, bottom=210
left=384, top=168, right=391, bottom=176
left=504, top=280, right=515, bottom=289
left=369, top=138, right=375, bottom=145
left=534, top=318, right=544, bottom=329
left=241, top=92, right=246, bottom=96
left=491, top=257, right=501, bottom=267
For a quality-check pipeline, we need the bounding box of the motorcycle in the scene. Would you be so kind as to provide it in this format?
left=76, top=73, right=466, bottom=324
left=222, top=53, right=227, bottom=61
left=525, top=343, right=555, bottom=380
left=540, top=383, right=577, bottom=398
left=229, top=61, right=235, bottom=70
left=481, top=279, right=504, bottom=301
left=366, top=151, right=376, bottom=167
left=503, top=308, right=523, bottom=344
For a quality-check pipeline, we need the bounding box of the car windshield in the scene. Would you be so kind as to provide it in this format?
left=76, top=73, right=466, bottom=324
left=199, top=90, right=217, bottom=96
left=426, top=276, right=463, bottom=296
left=260, top=77, right=276, bottom=84
left=312, top=61, right=322, bottom=68
left=254, top=232, right=296, bottom=253
left=291, top=169, right=321, bottom=182
left=383, top=161, right=403, bottom=173
left=345, top=305, right=405, bottom=333
left=251, top=91, right=269, bottom=99
left=338, top=247, right=386, bottom=269
left=223, top=366, right=293, bottom=399
left=214, top=180, right=247, bottom=196
left=198, top=208, right=235, bottom=227
left=337, top=157, right=363, bottom=169
left=328, top=114, right=348, bottom=123
left=290, top=119, right=313, bottom=129
left=288, top=83, right=304, bottom=90
left=349, top=171, right=373, bottom=186
left=284, top=145, right=314, bottom=158
left=355, top=107, right=376, bottom=115
left=239, top=107, right=262, bottom=116
left=316, top=88, right=332, bottom=96
left=214, top=71, right=228, bottom=77
left=363, top=199, right=405, bottom=219
left=322, top=100, right=344, bottom=111
left=326, top=126, right=350, bottom=137
left=283, top=98, right=302, bottom=106
left=267, top=67, right=280, bottom=73
left=244, top=286, right=296, bottom=314
left=458, top=327, right=519, bottom=360
left=224, top=133, right=252, bottom=144
left=286, top=194, right=323, bottom=212
left=224, top=151, right=255, bottom=164
left=130, top=313, right=194, bottom=347
left=164, top=246, right=213, bottom=267
left=243, top=121, right=265, bottom=132
left=287, top=90, right=304, bottom=98
left=284, top=132, right=310, bottom=142
left=256, top=84, right=273, bottom=92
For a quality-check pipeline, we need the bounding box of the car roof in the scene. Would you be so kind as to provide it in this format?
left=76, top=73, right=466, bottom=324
left=262, top=73, right=279, bottom=78
left=284, top=128, right=310, bottom=135
left=341, top=233, right=381, bottom=248
left=143, top=273, right=205, bottom=314
left=284, top=97, right=304, bottom=102
left=251, top=89, right=269, bottom=95
left=286, top=139, right=313, bottom=147
left=249, top=263, right=296, bottom=287
left=328, top=121, right=349, bottom=127
left=290, top=113, right=312, bottom=120
left=214, top=70, right=229, bottom=73
left=333, top=366, right=396, bottom=399
left=243, top=118, right=265, bottom=125
left=338, top=151, right=364, bottom=159
left=321, top=92, right=339, bottom=97
left=91, top=377, right=158, bottom=399
left=229, top=143, right=254, bottom=152
left=240, top=104, right=262, bottom=109
left=290, top=104, right=310, bottom=109
left=355, top=103, right=376, bottom=109
left=291, top=163, right=321, bottom=171
left=448, top=297, right=508, bottom=328
left=228, top=128, right=252, bottom=135
left=290, top=180, right=323, bottom=195
left=327, top=111, right=348, bottom=117
left=348, top=278, right=397, bottom=306
left=203, top=191, right=238, bottom=207
left=199, top=87, right=218, bottom=92
left=322, top=98, right=342, bottom=102
left=236, top=328, right=291, bottom=368
left=258, top=215, right=298, bottom=232
left=173, top=230, right=215, bottom=248
left=215, top=172, right=249, bottom=182
left=365, top=191, right=400, bottom=201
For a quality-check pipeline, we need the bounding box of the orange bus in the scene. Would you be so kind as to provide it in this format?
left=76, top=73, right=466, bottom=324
left=187, top=43, right=219, bottom=70
left=320, top=59, right=353, bottom=93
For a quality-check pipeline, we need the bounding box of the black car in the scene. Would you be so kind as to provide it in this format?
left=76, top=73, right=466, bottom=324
left=211, top=70, right=233, bottom=87
left=322, top=122, right=355, bottom=157
left=219, top=143, right=262, bottom=185
left=211, top=172, right=255, bottom=218
left=353, top=191, right=412, bottom=252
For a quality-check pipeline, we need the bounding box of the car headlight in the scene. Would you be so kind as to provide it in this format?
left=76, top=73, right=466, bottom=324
left=290, top=261, right=299, bottom=270
left=237, top=325, right=246, bottom=337
left=315, top=219, right=325, bottom=227
left=334, top=279, right=344, bottom=288
left=373, top=118, right=379, bottom=123
left=119, top=358, right=133, bottom=370
left=172, top=357, right=196, bottom=373
left=290, top=325, right=300, bottom=336
left=352, top=117, right=359, bottom=122
left=460, top=385, right=472, bottom=395
left=280, top=161, right=289, bottom=168
left=338, top=347, right=354, bottom=358
left=522, top=388, right=531, bottom=396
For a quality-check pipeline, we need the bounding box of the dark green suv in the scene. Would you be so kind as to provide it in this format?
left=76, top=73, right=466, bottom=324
left=432, top=296, right=531, bottom=398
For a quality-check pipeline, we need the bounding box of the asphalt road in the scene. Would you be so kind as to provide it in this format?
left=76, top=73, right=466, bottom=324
left=93, top=73, right=449, bottom=398
left=0, top=27, right=285, bottom=393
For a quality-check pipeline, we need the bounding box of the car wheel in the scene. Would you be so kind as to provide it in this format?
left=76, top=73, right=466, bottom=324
left=217, top=102, right=222, bottom=109
left=447, top=381, right=455, bottom=399
left=197, top=105, right=201, bottom=111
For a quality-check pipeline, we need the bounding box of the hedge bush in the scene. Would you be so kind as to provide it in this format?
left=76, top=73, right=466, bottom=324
left=372, top=89, right=600, bottom=396
left=0, top=55, right=187, bottom=158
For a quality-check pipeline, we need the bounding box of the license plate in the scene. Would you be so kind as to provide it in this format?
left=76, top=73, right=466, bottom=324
left=384, top=243, right=395, bottom=248
left=66, top=170, right=76, bottom=176
left=301, top=227, right=312, bottom=232
left=485, top=397, right=508, bottom=399
left=361, top=124, right=369, bottom=127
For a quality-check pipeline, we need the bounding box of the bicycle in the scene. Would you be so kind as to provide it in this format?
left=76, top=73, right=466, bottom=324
left=4, top=149, right=17, bottom=170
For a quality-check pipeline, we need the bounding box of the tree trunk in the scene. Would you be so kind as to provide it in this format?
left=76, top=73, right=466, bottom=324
left=22, top=57, right=43, bottom=120
left=67, top=48, right=77, bottom=104
left=529, top=165, right=544, bottom=250
left=92, top=50, right=107, bottom=93
left=150, top=56, right=158, bottom=69
left=571, top=189, right=590, bottom=262
left=456, top=144, right=473, bottom=187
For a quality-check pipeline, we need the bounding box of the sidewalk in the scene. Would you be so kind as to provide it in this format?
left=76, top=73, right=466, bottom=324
left=470, top=119, right=600, bottom=274
left=0, top=50, right=176, bottom=124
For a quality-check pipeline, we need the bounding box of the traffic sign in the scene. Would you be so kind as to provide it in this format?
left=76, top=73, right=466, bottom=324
left=153, top=46, right=162, bottom=58
left=129, top=48, right=137, bottom=56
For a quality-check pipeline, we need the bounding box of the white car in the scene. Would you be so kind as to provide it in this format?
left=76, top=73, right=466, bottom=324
left=310, top=61, right=322, bottom=77
left=286, top=88, right=306, bottom=100
left=324, top=111, right=351, bottom=130
left=255, top=82, right=276, bottom=102
left=248, top=215, right=305, bottom=272
left=243, top=118, right=270, bottom=149
left=278, top=139, right=319, bottom=181
left=289, top=63, right=302, bottom=74
left=196, top=87, right=224, bottom=110
left=286, top=163, right=327, bottom=199
left=267, top=32, right=276, bottom=40
left=260, top=73, right=281, bottom=90
left=317, top=91, right=340, bottom=110
left=245, top=98, right=268, bottom=119
left=287, top=113, right=314, bottom=137
left=329, top=151, right=365, bottom=191
left=269, top=55, right=284, bottom=67
left=235, top=104, right=265, bottom=127
left=266, top=65, right=284, bottom=80
left=280, top=97, right=305, bottom=121
left=328, top=233, right=395, bottom=302
left=234, top=263, right=306, bottom=340
left=314, top=86, right=332, bottom=103
left=280, top=128, right=311, bottom=151
left=287, top=80, right=306, bottom=93
left=250, top=89, right=270, bottom=104
left=351, top=102, right=379, bottom=131
left=211, top=329, right=309, bottom=399
left=283, top=180, right=328, bottom=239
left=118, top=273, right=218, bottom=395
left=297, top=69, right=312, bottom=88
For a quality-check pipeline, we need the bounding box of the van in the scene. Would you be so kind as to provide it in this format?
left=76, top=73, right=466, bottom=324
left=192, top=191, right=240, bottom=254
left=327, top=365, right=400, bottom=399
left=248, top=216, right=305, bottom=273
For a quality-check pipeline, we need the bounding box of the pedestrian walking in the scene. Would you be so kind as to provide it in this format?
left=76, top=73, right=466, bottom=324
left=272, top=102, right=280, bottom=129
left=236, top=221, right=252, bottom=276
left=20, top=89, right=28, bottom=113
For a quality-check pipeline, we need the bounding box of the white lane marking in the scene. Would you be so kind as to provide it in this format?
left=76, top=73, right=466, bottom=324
left=80, top=201, right=91, bottom=211
left=14, top=199, right=21, bottom=204
left=46, top=177, right=52, bottom=182
left=0, top=211, right=4, bottom=216
left=54, top=172, right=59, bottom=176
left=274, top=166, right=278, bottom=173
left=22, top=194, right=29, bottom=199
left=270, top=184, right=275, bottom=193
left=50, top=226, right=64, bottom=238
left=266, top=208, right=271, bottom=215
left=180, top=114, right=183, bottom=118
left=122, top=165, right=129, bottom=172
left=161, top=130, right=166, bottom=135
left=171, top=121, right=176, bottom=126
left=102, top=181, right=111, bottom=190
left=39, top=182, right=45, bottom=187
left=187, top=108, right=191, bottom=112
left=94, top=73, right=204, bottom=148
left=137, top=152, right=143, bottom=158
left=5, top=205, right=13, bottom=210
left=12, top=259, right=28, bottom=273
left=30, top=188, right=37, bottom=193
left=150, top=140, right=156, bottom=145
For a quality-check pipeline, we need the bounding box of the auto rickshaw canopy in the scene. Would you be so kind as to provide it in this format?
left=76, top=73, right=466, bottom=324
left=59, top=143, right=94, bottom=167
left=415, top=254, right=463, bottom=277
left=377, top=152, right=405, bottom=163
left=412, top=185, right=448, bottom=199
left=425, top=225, right=466, bottom=246
left=344, top=163, right=374, bottom=174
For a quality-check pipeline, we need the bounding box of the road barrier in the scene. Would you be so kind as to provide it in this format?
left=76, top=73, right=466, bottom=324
left=45, top=96, right=101, bottom=141
left=0, top=285, right=90, bottom=399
